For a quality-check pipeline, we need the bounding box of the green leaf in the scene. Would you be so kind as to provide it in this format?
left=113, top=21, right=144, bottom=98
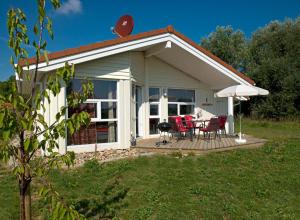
left=13, top=165, right=24, bottom=175
left=32, top=138, right=39, bottom=150
left=20, top=119, right=27, bottom=129
left=9, top=56, right=14, bottom=65
left=2, top=130, right=10, bottom=141
left=0, top=112, right=4, bottom=128
left=24, top=138, right=30, bottom=151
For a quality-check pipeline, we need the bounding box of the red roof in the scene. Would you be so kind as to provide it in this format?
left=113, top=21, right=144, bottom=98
left=20, top=25, right=254, bottom=85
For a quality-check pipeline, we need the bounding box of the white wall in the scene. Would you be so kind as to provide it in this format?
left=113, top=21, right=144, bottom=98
left=146, top=56, right=204, bottom=88
left=75, top=52, right=131, bottom=79
left=42, top=53, right=132, bottom=153
left=42, top=51, right=232, bottom=153
left=130, top=51, right=145, bottom=84
left=41, top=73, right=67, bottom=154
left=131, top=56, right=229, bottom=138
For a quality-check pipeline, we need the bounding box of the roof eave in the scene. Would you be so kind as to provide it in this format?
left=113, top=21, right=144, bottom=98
left=19, top=25, right=255, bottom=85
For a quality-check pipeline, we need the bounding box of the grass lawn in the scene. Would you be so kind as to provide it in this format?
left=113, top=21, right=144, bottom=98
left=0, top=119, right=300, bottom=219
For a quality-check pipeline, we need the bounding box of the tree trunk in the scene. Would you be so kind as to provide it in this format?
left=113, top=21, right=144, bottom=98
left=19, top=175, right=31, bottom=220
left=19, top=129, right=31, bottom=220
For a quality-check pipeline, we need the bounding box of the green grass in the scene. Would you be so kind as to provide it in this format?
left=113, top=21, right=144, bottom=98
left=0, top=164, right=19, bottom=219
left=1, top=119, right=300, bottom=219
left=239, top=118, right=300, bottom=141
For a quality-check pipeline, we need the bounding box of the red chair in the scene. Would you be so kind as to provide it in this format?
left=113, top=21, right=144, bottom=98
left=184, top=115, right=194, bottom=129
left=184, top=115, right=199, bottom=136
left=218, top=115, right=227, bottom=136
left=199, top=117, right=220, bottom=140
left=174, top=116, right=192, bottom=141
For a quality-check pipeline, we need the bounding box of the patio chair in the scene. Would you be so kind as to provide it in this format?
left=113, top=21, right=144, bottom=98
left=174, top=116, right=192, bottom=141
left=218, top=115, right=227, bottom=136
left=184, top=115, right=197, bottom=136
left=199, top=117, right=220, bottom=140
left=168, top=116, right=177, bottom=139
left=184, top=115, right=194, bottom=129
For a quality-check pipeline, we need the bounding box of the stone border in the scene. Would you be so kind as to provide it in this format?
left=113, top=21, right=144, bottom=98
left=74, top=148, right=155, bottom=167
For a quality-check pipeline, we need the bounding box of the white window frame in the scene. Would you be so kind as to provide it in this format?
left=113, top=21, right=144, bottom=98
left=132, top=84, right=144, bottom=138
left=85, top=99, right=118, bottom=123
left=149, top=87, right=161, bottom=119
left=67, top=78, right=119, bottom=145
left=167, top=88, right=195, bottom=116
left=148, top=87, right=161, bottom=135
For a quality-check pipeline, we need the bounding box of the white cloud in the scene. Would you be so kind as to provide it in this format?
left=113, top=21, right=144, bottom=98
left=56, top=0, right=82, bottom=15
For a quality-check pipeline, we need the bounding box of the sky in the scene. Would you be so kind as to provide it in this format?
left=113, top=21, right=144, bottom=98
left=0, top=0, right=299, bottom=81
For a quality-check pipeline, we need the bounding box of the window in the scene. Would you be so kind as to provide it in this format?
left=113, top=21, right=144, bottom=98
left=150, top=104, right=159, bottom=116
left=67, top=79, right=118, bottom=146
left=101, top=102, right=117, bottom=119
left=168, top=104, right=178, bottom=116
left=168, top=89, right=195, bottom=116
left=149, top=88, right=160, bottom=102
left=149, top=88, right=160, bottom=134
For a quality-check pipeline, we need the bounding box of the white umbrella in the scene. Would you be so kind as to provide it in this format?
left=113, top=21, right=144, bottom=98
left=215, top=85, right=269, bottom=143
left=253, top=86, right=269, bottom=96
left=215, top=85, right=269, bottom=97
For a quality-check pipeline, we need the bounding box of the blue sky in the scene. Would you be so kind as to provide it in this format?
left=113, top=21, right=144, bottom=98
left=0, top=0, right=299, bottom=81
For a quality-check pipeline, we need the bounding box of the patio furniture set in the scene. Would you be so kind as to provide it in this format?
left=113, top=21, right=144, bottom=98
left=156, top=115, right=227, bottom=146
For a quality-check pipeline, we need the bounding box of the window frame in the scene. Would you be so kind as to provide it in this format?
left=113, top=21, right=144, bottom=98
left=67, top=78, right=119, bottom=145
left=148, top=87, right=161, bottom=119
left=167, top=88, right=195, bottom=116
left=148, top=87, right=161, bottom=135
left=68, top=78, right=118, bottom=123
left=84, top=99, right=118, bottom=122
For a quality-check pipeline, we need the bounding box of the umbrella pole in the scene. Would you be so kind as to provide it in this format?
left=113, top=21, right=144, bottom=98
left=240, top=101, right=242, bottom=139
left=235, top=99, right=246, bottom=143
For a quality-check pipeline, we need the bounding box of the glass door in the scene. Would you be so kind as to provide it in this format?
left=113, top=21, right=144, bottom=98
left=149, top=87, right=161, bottom=135
left=132, top=84, right=143, bottom=137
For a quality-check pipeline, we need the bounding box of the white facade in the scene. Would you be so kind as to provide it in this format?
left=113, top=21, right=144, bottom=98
left=23, top=30, right=255, bottom=154
left=40, top=51, right=234, bottom=154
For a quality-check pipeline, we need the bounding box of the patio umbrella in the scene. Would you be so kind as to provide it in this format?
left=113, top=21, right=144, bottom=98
left=215, top=85, right=269, bottom=143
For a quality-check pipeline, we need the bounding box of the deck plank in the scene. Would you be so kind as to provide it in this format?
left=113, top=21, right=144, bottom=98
left=135, top=135, right=266, bottom=152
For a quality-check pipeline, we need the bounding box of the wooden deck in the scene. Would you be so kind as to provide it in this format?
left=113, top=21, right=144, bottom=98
left=133, top=134, right=266, bottom=153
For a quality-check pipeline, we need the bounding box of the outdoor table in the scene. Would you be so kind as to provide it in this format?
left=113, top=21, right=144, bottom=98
left=192, top=119, right=210, bottom=126
left=191, top=119, right=210, bottom=135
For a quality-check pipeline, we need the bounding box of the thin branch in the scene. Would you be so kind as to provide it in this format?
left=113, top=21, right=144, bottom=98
left=27, top=7, right=46, bottom=105
left=27, top=148, right=38, bottom=163
left=35, top=120, right=58, bottom=137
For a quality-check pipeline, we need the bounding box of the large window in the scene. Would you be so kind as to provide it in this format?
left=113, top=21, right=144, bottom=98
left=149, top=88, right=160, bottom=134
left=168, top=89, right=195, bottom=116
left=67, top=79, right=118, bottom=146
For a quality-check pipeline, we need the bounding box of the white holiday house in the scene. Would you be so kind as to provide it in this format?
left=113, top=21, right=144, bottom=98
left=20, top=25, right=255, bottom=154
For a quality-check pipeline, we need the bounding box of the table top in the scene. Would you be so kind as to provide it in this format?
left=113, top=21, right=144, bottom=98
left=191, top=119, right=210, bottom=122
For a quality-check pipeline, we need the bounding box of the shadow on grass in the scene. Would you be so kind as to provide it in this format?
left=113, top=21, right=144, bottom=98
left=73, top=176, right=129, bottom=219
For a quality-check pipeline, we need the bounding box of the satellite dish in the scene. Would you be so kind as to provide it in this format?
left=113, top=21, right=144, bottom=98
left=112, top=15, right=134, bottom=37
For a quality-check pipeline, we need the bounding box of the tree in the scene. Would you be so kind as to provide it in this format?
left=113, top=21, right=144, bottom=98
left=246, top=18, right=300, bottom=119
left=201, top=26, right=248, bottom=72
left=0, top=75, right=15, bottom=97
left=200, top=26, right=252, bottom=115
left=201, top=21, right=300, bottom=119
left=0, top=1, right=93, bottom=219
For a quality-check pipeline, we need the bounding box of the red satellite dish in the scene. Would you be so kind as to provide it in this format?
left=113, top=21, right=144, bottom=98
left=112, top=15, right=134, bottom=37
